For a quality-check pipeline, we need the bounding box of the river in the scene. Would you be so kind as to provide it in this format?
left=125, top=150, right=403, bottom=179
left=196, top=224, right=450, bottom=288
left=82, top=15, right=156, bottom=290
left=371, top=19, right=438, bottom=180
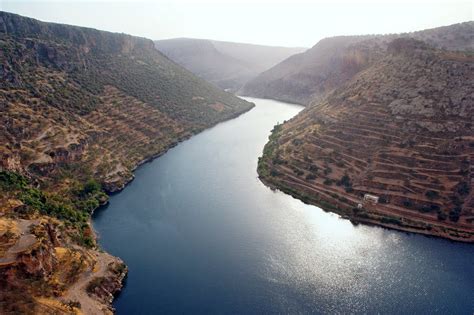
left=93, top=97, right=474, bottom=314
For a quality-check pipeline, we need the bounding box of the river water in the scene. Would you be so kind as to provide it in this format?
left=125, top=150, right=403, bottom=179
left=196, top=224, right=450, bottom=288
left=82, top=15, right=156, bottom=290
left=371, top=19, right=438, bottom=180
left=93, top=97, right=473, bottom=314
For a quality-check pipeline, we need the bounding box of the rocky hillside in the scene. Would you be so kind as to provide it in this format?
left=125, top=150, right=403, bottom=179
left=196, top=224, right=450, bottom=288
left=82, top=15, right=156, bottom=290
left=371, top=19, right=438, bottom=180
left=0, top=11, right=253, bottom=313
left=155, top=38, right=306, bottom=92
left=258, top=38, right=474, bottom=242
left=241, top=22, right=473, bottom=105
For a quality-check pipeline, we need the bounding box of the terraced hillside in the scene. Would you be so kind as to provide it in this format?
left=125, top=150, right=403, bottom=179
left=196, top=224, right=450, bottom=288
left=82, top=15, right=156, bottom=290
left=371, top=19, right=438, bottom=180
left=155, top=38, right=306, bottom=92
left=258, top=38, right=474, bottom=242
left=242, top=22, right=473, bottom=105
left=0, top=11, right=253, bottom=313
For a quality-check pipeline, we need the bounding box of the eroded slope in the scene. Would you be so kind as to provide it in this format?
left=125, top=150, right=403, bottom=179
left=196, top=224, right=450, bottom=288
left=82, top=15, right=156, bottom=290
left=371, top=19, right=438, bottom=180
left=258, top=39, right=474, bottom=242
left=242, top=21, right=473, bottom=105
left=0, top=11, right=253, bottom=313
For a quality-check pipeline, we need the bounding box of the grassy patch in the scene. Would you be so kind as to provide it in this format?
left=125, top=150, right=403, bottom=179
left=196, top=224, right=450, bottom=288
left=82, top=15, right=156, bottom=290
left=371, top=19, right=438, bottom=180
left=1, top=171, right=107, bottom=247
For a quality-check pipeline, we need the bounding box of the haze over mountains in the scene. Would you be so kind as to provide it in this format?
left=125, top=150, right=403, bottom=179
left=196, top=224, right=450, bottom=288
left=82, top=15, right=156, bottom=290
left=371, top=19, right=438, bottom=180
left=241, top=22, right=474, bottom=105
left=0, top=6, right=473, bottom=314
left=155, top=38, right=306, bottom=92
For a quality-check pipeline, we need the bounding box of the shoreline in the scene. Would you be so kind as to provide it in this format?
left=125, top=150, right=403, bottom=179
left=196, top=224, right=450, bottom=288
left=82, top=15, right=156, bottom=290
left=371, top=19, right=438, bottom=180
left=258, top=174, right=474, bottom=244
left=103, top=102, right=255, bottom=195
left=88, top=101, right=256, bottom=310
left=238, top=93, right=307, bottom=107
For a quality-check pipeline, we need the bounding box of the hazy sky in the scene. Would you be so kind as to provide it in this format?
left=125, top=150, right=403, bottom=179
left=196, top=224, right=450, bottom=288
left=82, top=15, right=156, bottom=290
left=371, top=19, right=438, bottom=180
left=2, top=0, right=472, bottom=47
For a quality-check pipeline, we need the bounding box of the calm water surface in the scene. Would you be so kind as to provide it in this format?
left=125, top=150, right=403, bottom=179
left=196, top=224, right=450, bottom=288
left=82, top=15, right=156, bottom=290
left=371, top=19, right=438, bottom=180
left=93, top=98, right=474, bottom=314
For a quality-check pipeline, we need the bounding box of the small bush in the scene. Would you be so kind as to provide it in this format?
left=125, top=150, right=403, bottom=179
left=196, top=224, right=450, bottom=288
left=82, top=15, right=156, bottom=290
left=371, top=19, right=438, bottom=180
left=437, top=210, right=447, bottom=220
left=0, top=171, right=28, bottom=190
left=456, top=182, right=470, bottom=196
left=82, top=179, right=101, bottom=196
left=381, top=217, right=402, bottom=226
left=402, top=199, right=412, bottom=208
left=323, top=179, right=334, bottom=186
left=309, top=165, right=319, bottom=172
left=379, top=196, right=388, bottom=204
left=449, top=207, right=461, bottom=222
left=425, top=190, right=439, bottom=199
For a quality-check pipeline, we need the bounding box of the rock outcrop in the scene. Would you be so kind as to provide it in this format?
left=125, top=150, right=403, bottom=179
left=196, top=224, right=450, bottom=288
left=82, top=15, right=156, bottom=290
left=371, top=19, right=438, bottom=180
left=242, top=21, right=473, bottom=105
left=258, top=38, right=474, bottom=242
left=0, top=11, right=253, bottom=313
left=0, top=218, right=126, bottom=314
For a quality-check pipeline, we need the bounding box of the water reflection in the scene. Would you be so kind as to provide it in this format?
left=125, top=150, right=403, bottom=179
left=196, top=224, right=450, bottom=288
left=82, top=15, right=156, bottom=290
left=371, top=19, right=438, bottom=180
left=93, top=97, right=474, bottom=314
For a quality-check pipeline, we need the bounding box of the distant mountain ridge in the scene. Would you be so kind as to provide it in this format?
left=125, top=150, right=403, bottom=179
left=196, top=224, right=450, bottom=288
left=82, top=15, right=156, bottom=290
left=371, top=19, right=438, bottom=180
left=241, top=21, right=474, bottom=105
left=155, top=38, right=306, bottom=92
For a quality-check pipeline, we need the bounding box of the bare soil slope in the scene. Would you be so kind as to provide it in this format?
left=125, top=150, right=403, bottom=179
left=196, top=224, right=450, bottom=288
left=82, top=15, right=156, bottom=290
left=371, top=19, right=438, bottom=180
left=258, top=38, right=474, bottom=242
left=242, top=22, right=473, bottom=105
left=0, top=11, right=253, bottom=313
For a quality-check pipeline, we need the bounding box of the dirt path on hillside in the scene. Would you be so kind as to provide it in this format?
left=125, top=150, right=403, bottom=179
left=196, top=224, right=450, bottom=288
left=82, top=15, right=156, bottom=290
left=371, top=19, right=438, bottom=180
left=0, top=219, right=39, bottom=265
left=61, top=251, right=116, bottom=315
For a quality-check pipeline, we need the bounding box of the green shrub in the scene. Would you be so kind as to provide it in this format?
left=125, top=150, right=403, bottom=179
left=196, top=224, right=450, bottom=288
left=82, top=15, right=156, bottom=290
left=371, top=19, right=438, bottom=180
left=456, top=182, right=470, bottom=196
left=270, top=169, right=281, bottom=177
left=82, top=179, right=101, bottom=196
left=82, top=236, right=95, bottom=248
left=379, top=195, right=388, bottom=204
left=403, top=199, right=412, bottom=208
left=308, top=165, right=319, bottom=172
left=323, top=167, right=332, bottom=175
left=381, top=217, right=402, bottom=226
left=437, top=210, right=447, bottom=221
left=425, top=190, right=439, bottom=199
left=323, top=179, right=334, bottom=186
left=449, top=207, right=461, bottom=222
left=0, top=171, right=28, bottom=190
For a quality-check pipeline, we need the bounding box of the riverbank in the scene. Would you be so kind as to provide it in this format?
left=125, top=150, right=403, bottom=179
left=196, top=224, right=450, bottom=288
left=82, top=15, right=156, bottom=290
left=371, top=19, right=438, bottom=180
left=70, top=100, right=256, bottom=312
left=92, top=97, right=474, bottom=314
left=258, top=161, right=474, bottom=243
left=0, top=98, right=255, bottom=314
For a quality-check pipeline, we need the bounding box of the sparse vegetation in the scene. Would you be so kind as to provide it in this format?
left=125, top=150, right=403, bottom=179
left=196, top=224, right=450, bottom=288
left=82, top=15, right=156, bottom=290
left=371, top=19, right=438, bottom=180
left=425, top=190, right=439, bottom=199
left=323, top=179, right=334, bottom=186
left=255, top=23, right=474, bottom=242
left=381, top=217, right=402, bottom=226
left=449, top=207, right=462, bottom=222
left=0, top=10, right=257, bottom=315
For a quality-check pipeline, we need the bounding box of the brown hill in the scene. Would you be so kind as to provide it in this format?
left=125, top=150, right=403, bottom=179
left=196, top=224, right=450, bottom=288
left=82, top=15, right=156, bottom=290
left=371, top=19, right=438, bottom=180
left=0, top=11, right=253, bottom=313
left=241, top=22, right=474, bottom=105
left=258, top=38, right=474, bottom=242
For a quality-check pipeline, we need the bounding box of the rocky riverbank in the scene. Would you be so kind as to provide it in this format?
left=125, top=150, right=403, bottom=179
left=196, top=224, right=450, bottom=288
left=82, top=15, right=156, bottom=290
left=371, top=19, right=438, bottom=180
left=257, top=38, right=474, bottom=243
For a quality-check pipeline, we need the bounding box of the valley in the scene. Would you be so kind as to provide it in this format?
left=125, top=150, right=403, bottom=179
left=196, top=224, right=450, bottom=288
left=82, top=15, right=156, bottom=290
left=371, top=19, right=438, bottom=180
left=93, top=97, right=474, bottom=314
left=241, top=22, right=473, bottom=105
left=155, top=38, right=305, bottom=92
left=0, top=11, right=253, bottom=313
left=250, top=28, right=474, bottom=242
left=0, top=6, right=473, bottom=314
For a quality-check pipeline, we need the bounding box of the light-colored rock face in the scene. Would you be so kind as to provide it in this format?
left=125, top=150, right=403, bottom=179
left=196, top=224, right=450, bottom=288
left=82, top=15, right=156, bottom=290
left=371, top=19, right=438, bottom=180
left=0, top=217, right=127, bottom=314
left=257, top=38, right=474, bottom=242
